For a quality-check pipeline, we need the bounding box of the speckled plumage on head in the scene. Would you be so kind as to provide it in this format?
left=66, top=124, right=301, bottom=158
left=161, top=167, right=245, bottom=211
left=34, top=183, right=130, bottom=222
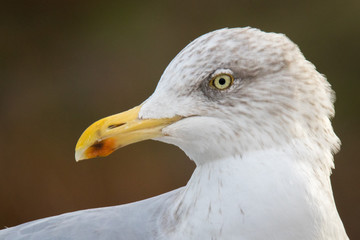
left=141, top=27, right=340, bottom=171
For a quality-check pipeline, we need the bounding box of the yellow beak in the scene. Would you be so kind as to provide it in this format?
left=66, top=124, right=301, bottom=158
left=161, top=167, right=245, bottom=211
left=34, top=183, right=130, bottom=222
left=75, top=105, right=181, bottom=161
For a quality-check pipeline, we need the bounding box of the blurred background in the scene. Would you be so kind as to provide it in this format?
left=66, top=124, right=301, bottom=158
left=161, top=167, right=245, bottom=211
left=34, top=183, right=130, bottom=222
left=1, top=0, right=359, bottom=238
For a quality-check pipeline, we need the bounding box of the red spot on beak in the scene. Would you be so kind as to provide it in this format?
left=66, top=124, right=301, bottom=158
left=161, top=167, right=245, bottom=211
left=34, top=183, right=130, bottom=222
left=84, top=138, right=116, bottom=159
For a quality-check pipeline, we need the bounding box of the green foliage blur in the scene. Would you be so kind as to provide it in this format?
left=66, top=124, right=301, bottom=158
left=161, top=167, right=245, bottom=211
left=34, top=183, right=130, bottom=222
left=0, top=0, right=359, bottom=238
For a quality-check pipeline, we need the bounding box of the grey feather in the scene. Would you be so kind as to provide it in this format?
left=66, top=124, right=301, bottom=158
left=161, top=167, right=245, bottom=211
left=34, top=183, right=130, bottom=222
left=0, top=189, right=182, bottom=240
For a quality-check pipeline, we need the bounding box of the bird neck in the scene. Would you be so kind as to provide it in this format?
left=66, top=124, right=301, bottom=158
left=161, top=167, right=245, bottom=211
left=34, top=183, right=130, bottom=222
left=163, top=140, right=341, bottom=239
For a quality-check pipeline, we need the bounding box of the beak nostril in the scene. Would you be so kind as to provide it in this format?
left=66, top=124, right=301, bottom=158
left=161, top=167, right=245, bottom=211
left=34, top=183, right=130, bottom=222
left=108, top=123, right=126, bottom=129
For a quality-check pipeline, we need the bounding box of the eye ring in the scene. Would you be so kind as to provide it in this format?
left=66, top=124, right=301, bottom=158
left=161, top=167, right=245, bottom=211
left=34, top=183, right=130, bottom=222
left=209, top=74, right=234, bottom=90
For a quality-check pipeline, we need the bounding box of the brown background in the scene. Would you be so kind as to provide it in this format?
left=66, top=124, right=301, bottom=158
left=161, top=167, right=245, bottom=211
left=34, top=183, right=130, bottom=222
left=1, top=0, right=359, bottom=238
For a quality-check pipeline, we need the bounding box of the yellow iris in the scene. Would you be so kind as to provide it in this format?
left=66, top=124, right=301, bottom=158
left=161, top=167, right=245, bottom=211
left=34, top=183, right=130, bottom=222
left=210, top=74, right=233, bottom=90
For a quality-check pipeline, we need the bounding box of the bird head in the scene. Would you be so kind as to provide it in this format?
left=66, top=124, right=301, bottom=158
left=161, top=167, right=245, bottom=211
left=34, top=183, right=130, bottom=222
left=75, top=27, right=339, bottom=166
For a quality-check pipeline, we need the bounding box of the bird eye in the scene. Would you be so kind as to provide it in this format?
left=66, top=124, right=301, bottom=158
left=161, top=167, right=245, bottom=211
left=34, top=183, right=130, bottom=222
left=210, top=74, right=233, bottom=90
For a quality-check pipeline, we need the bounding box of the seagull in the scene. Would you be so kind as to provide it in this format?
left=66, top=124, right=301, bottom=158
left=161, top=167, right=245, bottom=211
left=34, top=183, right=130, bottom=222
left=0, top=27, right=348, bottom=240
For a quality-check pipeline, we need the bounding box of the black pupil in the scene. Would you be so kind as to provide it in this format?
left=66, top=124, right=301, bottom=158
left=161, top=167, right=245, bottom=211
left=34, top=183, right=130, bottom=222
left=219, top=78, right=226, bottom=85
